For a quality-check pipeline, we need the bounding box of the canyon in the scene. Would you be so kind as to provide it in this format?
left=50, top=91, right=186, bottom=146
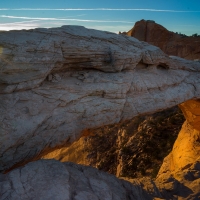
left=0, top=25, right=200, bottom=199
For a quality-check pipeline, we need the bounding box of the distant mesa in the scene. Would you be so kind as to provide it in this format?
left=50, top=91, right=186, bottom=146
left=122, top=19, right=200, bottom=60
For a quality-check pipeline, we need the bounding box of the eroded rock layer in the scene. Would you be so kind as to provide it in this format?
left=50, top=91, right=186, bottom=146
left=155, top=100, right=200, bottom=199
left=126, top=19, right=200, bottom=60
left=1, top=26, right=200, bottom=173
left=156, top=121, right=200, bottom=199
left=43, top=106, right=185, bottom=179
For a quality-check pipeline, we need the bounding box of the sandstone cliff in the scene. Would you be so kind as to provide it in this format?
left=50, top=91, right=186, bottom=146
left=126, top=20, right=200, bottom=60
left=43, top=106, right=185, bottom=179
left=156, top=100, right=200, bottom=199
left=0, top=26, right=200, bottom=199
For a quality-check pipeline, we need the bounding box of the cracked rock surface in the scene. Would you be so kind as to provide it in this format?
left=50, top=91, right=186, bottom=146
left=0, top=26, right=200, bottom=172
left=0, top=159, right=154, bottom=200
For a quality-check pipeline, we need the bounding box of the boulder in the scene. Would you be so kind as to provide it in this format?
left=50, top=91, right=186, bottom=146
left=0, top=159, right=154, bottom=200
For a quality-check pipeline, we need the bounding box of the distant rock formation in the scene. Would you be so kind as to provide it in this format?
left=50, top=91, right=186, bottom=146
left=0, top=26, right=200, bottom=199
left=125, top=19, right=200, bottom=60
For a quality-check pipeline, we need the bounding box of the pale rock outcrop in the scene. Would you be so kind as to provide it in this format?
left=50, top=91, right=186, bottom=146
left=1, top=26, right=200, bottom=173
left=0, top=159, right=155, bottom=200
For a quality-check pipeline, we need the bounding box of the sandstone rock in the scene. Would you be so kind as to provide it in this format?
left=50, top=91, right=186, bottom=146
left=0, top=25, right=200, bottom=200
left=179, top=100, right=200, bottom=131
left=0, top=159, right=154, bottom=200
left=0, top=26, right=200, bottom=173
left=126, top=19, right=200, bottom=60
left=156, top=120, right=200, bottom=199
left=154, top=99, right=200, bottom=199
left=157, top=121, right=200, bottom=175
left=43, top=106, right=184, bottom=179
left=43, top=135, right=89, bottom=165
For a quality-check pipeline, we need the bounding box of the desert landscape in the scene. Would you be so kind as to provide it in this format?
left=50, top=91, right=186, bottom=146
left=0, top=1, right=200, bottom=200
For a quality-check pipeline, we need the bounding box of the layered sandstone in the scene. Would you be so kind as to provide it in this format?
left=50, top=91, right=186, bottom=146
left=0, top=26, right=200, bottom=199
left=126, top=20, right=200, bottom=60
left=1, top=26, right=200, bottom=173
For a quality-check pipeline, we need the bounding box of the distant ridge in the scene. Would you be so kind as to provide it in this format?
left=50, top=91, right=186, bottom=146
left=123, top=19, right=200, bottom=60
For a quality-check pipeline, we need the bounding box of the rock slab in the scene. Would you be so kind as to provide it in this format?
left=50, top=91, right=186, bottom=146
left=1, top=26, right=200, bottom=172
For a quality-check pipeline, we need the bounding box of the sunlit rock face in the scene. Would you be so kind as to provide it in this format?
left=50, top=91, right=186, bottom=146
left=43, top=135, right=89, bottom=165
left=158, top=100, right=200, bottom=175
left=157, top=121, right=200, bottom=175
left=156, top=100, right=200, bottom=199
left=43, top=106, right=185, bottom=179
left=179, top=100, right=200, bottom=131
left=158, top=100, right=200, bottom=176
left=155, top=122, right=200, bottom=199
left=1, top=26, right=200, bottom=173
left=126, top=19, right=200, bottom=60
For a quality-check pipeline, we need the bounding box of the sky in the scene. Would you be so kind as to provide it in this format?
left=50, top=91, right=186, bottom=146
left=0, top=0, right=200, bottom=35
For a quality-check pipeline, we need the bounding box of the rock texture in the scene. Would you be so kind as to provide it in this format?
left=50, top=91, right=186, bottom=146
left=0, top=159, right=154, bottom=200
left=126, top=19, right=200, bottom=60
left=155, top=100, right=200, bottom=199
left=180, top=100, right=200, bottom=131
left=1, top=26, right=200, bottom=173
left=43, top=106, right=185, bottom=179
left=1, top=26, right=200, bottom=199
left=156, top=121, right=200, bottom=199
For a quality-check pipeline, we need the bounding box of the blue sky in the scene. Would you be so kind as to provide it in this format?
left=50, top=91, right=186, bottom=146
left=0, top=0, right=200, bottom=35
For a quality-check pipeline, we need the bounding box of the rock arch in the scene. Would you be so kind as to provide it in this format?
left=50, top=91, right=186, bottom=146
left=1, top=26, right=200, bottom=199
left=0, top=26, right=200, bottom=173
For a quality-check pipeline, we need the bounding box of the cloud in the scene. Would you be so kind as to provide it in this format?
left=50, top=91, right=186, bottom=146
left=0, top=15, right=135, bottom=23
left=0, top=15, right=135, bottom=31
left=0, top=22, right=39, bottom=31
left=0, top=20, right=43, bottom=25
left=0, top=8, right=199, bottom=12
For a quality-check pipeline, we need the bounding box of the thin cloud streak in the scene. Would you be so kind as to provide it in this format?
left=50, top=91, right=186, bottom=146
left=0, top=15, right=135, bottom=23
left=0, top=23, right=39, bottom=31
left=0, top=8, right=199, bottom=12
left=0, top=20, right=43, bottom=26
